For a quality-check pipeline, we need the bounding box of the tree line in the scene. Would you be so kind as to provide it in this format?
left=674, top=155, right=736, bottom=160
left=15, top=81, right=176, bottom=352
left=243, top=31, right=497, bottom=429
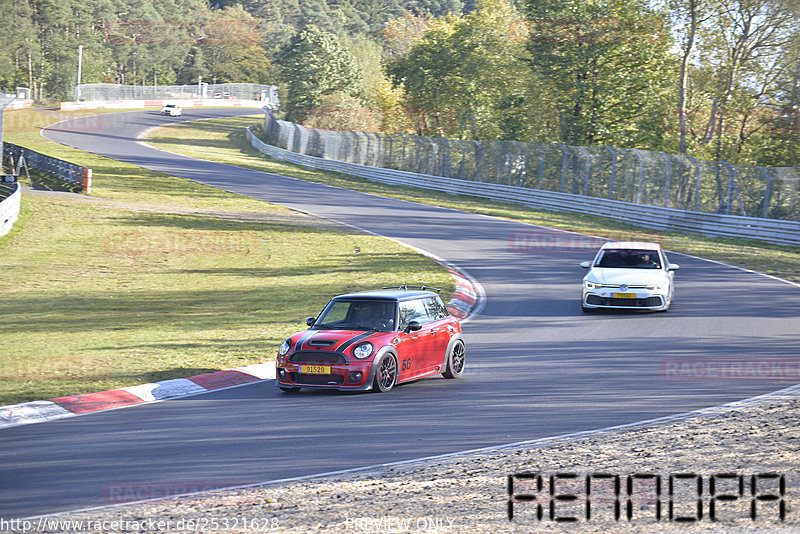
left=0, top=0, right=797, bottom=166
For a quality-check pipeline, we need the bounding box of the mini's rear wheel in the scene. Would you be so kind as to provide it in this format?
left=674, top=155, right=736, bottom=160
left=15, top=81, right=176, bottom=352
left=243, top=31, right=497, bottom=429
left=442, top=340, right=465, bottom=379
left=373, top=354, right=397, bottom=392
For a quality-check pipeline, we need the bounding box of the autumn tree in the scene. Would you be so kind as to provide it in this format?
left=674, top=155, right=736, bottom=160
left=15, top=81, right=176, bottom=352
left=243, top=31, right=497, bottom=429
left=277, top=25, right=364, bottom=123
left=387, top=0, right=552, bottom=140
left=524, top=0, right=675, bottom=148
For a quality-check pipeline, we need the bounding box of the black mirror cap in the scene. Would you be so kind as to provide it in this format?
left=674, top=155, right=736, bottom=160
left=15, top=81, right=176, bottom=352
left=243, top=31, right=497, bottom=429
left=306, top=317, right=316, bottom=327
left=404, top=320, right=422, bottom=334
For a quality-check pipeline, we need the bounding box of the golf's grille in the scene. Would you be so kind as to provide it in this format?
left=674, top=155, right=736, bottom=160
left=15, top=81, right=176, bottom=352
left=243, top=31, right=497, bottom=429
left=586, top=295, right=663, bottom=307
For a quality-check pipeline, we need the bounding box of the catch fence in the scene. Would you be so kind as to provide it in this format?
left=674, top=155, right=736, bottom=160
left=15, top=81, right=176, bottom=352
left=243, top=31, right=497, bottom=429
left=262, top=111, right=799, bottom=222
left=75, top=83, right=279, bottom=107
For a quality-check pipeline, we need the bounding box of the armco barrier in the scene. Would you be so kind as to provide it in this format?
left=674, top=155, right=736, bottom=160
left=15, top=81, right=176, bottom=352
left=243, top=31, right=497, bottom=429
left=0, top=181, right=21, bottom=237
left=246, top=127, right=800, bottom=247
left=4, top=143, right=90, bottom=191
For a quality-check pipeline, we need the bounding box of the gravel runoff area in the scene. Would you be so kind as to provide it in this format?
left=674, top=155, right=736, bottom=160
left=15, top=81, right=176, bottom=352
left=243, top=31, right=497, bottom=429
left=20, top=383, right=796, bottom=534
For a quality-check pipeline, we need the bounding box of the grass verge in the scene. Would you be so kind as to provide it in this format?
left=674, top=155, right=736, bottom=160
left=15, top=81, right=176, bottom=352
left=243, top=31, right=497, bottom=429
left=0, top=109, right=454, bottom=405
left=145, top=115, right=800, bottom=285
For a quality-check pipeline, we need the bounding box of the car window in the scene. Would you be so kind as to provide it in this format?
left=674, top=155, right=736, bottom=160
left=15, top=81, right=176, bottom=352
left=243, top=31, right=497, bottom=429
left=596, top=249, right=662, bottom=269
left=315, top=300, right=395, bottom=332
left=424, top=296, right=449, bottom=321
left=398, top=299, right=430, bottom=330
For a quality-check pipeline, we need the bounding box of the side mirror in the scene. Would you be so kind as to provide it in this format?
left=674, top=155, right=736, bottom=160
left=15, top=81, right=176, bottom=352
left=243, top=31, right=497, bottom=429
left=667, top=264, right=680, bottom=271
left=580, top=261, right=591, bottom=269
left=306, top=317, right=316, bottom=327
left=404, top=321, right=422, bottom=334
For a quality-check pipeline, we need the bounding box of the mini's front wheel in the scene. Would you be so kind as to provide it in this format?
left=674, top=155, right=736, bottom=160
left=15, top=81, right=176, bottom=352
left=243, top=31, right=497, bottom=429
left=442, top=340, right=466, bottom=379
left=373, top=354, right=397, bottom=392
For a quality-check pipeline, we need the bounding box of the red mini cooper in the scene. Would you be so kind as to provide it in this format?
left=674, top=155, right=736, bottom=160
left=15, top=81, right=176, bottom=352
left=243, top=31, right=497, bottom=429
left=276, top=287, right=466, bottom=393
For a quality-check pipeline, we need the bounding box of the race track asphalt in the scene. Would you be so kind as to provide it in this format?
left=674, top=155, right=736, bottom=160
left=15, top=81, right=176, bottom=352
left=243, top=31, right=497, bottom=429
left=1, top=108, right=798, bottom=518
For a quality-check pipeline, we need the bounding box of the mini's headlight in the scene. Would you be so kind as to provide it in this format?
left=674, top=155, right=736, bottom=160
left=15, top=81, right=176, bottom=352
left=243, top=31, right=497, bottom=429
left=353, top=342, right=374, bottom=359
left=279, top=338, right=292, bottom=356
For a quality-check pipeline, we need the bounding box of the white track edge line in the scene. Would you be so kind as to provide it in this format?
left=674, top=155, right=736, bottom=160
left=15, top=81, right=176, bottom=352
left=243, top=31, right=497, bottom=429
left=26, top=381, right=800, bottom=521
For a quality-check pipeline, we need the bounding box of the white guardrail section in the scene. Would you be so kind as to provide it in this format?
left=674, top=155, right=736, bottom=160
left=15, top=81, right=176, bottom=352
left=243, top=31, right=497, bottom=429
left=0, top=182, right=21, bottom=237
left=246, top=127, right=800, bottom=246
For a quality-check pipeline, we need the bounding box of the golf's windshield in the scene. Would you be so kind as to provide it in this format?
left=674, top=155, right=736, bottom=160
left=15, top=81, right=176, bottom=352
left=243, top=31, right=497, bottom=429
left=596, top=249, right=662, bottom=269
left=314, top=299, right=396, bottom=332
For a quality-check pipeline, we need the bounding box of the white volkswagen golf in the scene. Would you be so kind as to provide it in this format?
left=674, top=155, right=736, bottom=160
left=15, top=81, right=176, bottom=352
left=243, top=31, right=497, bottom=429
left=580, top=241, right=679, bottom=312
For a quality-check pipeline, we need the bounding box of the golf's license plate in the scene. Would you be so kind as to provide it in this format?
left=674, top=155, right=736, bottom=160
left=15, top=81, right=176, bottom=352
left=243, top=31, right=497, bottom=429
left=300, top=365, right=330, bottom=374
left=613, top=292, right=637, bottom=299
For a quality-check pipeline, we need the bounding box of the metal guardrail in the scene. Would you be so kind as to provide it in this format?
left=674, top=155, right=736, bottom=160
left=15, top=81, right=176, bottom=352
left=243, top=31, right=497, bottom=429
left=4, top=143, right=89, bottom=191
left=247, top=126, right=800, bottom=246
left=0, top=181, right=21, bottom=238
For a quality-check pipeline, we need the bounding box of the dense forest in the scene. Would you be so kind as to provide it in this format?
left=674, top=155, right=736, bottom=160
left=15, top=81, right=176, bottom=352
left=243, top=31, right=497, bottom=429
left=0, top=0, right=798, bottom=166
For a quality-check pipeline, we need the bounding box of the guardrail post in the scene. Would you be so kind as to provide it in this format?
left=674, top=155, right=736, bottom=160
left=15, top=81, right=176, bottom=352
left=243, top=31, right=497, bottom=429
left=721, top=161, right=735, bottom=215
left=634, top=149, right=645, bottom=204
left=514, top=141, right=524, bottom=187
left=385, top=134, right=392, bottom=169
left=660, top=151, right=672, bottom=208
left=579, top=146, right=591, bottom=196
left=82, top=168, right=92, bottom=194
left=757, top=166, right=772, bottom=219
left=475, top=141, right=483, bottom=181
left=458, top=140, right=466, bottom=180
left=558, top=143, right=569, bottom=193
left=689, top=156, right=701, bottom=212
left=535, top=142, right=545, bottom=190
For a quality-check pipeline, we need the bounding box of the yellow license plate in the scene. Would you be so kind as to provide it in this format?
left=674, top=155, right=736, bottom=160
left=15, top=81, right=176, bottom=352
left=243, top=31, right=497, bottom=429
left=300, top=365, right=330, bottom=374
left=612, top=292, right=637, bottom=299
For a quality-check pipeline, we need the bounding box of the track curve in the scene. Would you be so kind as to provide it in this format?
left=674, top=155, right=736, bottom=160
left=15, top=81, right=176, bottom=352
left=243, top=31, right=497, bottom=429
left=1, top=108, right=798, bottom=518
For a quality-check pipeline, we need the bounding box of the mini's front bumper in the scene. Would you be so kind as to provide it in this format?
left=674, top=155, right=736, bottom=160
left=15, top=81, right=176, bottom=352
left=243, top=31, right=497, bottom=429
left=276, top=358, right=377, bottom=391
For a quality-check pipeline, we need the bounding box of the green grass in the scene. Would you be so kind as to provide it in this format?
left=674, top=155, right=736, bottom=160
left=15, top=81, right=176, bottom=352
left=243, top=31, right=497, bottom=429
left=145, top=115, right=800, bottom=285
left=0, top=109, right=454, bottom=405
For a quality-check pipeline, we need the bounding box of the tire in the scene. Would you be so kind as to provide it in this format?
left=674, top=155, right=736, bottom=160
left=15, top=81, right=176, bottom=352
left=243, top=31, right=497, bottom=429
left=372, top=354, right=398, bottom=393
left=442, top=340, right=466, bottom=379
left=279, top=386, right=301, bottom=393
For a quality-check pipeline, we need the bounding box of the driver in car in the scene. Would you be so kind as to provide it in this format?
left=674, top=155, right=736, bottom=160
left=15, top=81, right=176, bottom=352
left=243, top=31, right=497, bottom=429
left=350, top=302, right=394, bottom=331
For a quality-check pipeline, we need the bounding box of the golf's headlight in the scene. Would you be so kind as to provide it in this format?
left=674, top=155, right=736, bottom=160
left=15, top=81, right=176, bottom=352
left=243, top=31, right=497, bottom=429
left=585, top=280, right=601, bottom=289
left=353, top=342, right=374, bottom=359
left=646, top=284, right=662, bottom=290
left=279, top=338, right=292, bottom=356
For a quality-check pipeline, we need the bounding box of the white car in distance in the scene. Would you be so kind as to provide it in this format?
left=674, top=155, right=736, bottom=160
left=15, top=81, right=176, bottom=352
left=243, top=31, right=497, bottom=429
left=580, top=241, right=679, bottom=312
left=160, top=103, right=182, bottom=117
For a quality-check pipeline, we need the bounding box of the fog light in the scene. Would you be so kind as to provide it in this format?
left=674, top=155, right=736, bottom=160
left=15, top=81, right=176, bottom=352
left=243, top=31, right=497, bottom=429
left=349, top=371, right=363, bottom=384
left=278, top=368, right=286, bottom=379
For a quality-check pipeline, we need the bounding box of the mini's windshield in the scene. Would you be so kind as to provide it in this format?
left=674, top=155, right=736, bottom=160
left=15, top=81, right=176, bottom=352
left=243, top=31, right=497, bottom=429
left=314, top=299, right=396, bottom=332
left=596, top=249, right=662, bottom=269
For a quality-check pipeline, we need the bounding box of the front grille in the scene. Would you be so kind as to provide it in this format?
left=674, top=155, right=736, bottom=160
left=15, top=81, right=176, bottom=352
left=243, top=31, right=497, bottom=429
left=587, top=295, right=663, bottom=307
left=597, top=285, right=650, bottom=289
left=291, top=373, right=344, bottom=385
left=289, top=351, right=348, bottom=364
